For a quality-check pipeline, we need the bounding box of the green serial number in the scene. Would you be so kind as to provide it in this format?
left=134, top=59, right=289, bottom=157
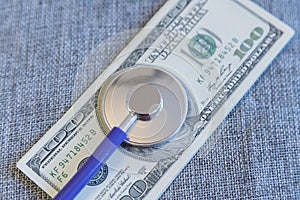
left=49, top=129, right=97, bottom=183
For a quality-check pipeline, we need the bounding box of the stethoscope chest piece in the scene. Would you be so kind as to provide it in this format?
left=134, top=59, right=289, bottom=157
left=97, top=66, right=188, bottom=146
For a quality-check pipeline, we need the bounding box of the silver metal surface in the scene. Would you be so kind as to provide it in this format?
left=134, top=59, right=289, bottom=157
left=119, top=84, right=163, bottom=133
left=127, top=84, right=163, bottom=121
left=118, top=113, right=137, bottom=134
left=97, top=66, right=188, bottom=146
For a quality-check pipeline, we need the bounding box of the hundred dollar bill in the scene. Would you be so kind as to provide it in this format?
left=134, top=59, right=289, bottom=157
left=17, top=0, right=294, bottom=199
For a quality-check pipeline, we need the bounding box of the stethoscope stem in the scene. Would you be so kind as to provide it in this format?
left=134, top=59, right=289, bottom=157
left=119, top=113, right=138, bottom=133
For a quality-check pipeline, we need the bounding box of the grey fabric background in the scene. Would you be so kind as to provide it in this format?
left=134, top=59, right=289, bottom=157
left=0, top=0, right=299, bottom=199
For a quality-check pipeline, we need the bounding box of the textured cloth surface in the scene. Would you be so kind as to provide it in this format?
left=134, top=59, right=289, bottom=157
left=0, top=0, right=299, bottom=199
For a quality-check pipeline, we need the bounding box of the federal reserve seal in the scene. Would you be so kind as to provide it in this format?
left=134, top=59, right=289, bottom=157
left=188, top=34, right=216, bottom=59
left=78, top=157, right=109, bottom=186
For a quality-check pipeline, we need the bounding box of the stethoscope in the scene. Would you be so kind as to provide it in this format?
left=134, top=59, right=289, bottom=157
left=54, top=66, right=188, bottom=200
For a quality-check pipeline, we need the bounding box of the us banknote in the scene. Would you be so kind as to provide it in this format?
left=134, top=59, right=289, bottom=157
left=17, top=0, right=294, bottom=199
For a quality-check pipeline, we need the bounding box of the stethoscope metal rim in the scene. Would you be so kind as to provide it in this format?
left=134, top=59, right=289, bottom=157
left=96, top=65, right=188, bottom=146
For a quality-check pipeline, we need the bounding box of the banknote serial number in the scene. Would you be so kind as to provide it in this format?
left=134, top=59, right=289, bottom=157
left=197, top=27, right=264, bottom=93
left=49, top=129, right=97, bottom=183
left=197, top=37, right=238, bottom=88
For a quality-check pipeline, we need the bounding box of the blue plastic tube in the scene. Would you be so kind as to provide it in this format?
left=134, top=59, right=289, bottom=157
left=53, top=127, right=127, bottom=200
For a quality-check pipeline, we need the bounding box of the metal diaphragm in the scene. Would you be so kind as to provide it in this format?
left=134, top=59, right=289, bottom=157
left=96, top=66, right=188, bottom=146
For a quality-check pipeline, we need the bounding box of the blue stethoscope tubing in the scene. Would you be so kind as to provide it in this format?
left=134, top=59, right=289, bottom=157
left=53, top=127, right=127, bottom=200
